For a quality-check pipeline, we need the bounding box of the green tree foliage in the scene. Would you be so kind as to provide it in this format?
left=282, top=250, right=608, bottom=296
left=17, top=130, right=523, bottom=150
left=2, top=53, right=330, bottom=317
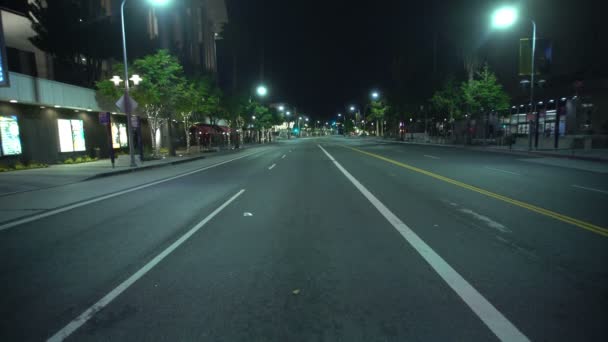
left=461, top=64, right=510, bottom=118
left=28, top=0, right=120, bottom=85
left=369, top=100, right=388, bottom=121
left=369, top=100, right=389, bottom=135
left=131, top=50, right=184, bottom=110
left=221, top=93, right=248, bottom=130
left=243, top=100, right=280, bottom=142
left=430, top=77, right=463, bottom=121
left=175, top=80, right=199, bottom=153
left=96, top=50, right=184, bottom=155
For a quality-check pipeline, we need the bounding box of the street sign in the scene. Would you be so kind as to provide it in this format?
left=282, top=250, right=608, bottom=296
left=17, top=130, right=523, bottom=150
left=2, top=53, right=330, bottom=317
left=115, top=94, right=138, bottom=113
left=99, top=112, right=110, bottom=125
left=130, top=115, right=140, bottom=128
left=519, top=38, right=552, bottom=76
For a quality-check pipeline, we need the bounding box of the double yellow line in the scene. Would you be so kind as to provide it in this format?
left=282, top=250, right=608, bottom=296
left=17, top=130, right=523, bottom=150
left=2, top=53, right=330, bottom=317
left=346, top=146, right=608, bottom=237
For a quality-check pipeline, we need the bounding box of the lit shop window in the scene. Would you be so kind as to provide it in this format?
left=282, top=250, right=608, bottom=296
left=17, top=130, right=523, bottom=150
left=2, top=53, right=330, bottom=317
left=57, top=119, right=86, bottom=152
left=0, top=115, right=22, bottom=155
left=111, top=122, right=128, bottom=148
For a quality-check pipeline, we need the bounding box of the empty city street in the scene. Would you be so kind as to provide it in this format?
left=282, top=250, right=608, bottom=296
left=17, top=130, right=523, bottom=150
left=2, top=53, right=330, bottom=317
left=1, top=137, right=606, bottom=341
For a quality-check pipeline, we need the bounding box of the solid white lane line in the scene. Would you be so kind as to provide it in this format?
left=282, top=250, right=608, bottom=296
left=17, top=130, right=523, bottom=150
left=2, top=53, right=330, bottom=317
left=282, top=154, right=286, bottom=159
left=484, top=167, right=521, bottom=176
left=47, top=189, right=246, bottom=342
left=268, top=163, right=276, bottom=170
left=424, top=154, right=440, bottom=159
left=318, top=145, right=529, bottom=342
left=0, top=150, right=262, bottom=232
left=571, top=184, right=608, bottom=195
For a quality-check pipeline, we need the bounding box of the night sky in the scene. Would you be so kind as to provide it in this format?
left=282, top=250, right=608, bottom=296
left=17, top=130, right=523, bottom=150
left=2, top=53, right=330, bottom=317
left=221, top=0, right=604, bottom=120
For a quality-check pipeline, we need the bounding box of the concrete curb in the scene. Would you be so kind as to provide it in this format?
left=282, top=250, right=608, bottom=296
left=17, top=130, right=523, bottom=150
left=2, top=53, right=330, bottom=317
left=84, top=155, right=208, bottom=181
left=371, top=138, right=608, bottom=163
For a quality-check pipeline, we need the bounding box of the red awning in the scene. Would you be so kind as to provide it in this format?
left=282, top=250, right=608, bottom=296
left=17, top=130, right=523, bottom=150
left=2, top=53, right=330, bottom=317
left=216, top=125, right=231, bottom=133
left=194, top=125, right=215, bottom=134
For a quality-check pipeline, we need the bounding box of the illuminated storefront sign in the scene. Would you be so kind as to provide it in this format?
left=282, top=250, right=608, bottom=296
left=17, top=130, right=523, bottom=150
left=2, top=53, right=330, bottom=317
left=111, top=122, right=128, bottom=148
left=0, top=116, right=22, bottom=155
left=57, top=119, right=86, bottom=152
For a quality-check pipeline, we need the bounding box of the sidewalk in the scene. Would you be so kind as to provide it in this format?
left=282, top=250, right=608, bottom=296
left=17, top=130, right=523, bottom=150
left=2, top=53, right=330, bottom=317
left=371, top=137, right=608, bottom=162
left=0, top=147, right=239, bottom=196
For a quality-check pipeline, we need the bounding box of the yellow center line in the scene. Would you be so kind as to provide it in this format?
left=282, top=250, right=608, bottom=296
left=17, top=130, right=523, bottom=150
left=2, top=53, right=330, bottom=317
left=344, top=145, right=608, bottom=237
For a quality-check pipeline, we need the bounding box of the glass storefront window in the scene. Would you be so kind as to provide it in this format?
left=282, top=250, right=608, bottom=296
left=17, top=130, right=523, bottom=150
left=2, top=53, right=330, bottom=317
left=111, top=122, right=128, bottom=148
left=57, top=119, right=86, bottom=152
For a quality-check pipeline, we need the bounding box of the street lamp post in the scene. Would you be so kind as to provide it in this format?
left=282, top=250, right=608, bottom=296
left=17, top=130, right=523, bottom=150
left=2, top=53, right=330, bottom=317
left=119, top=0, right=170, bottom=167
left=530, top=20, right=538, bottom=149
left=349, top=105, right=359, bottom=132
left=492, top=6, right=537, bottom=149
left=369, top=90, right=381, bottom=136
left=120, top=0, right=136, bottom=167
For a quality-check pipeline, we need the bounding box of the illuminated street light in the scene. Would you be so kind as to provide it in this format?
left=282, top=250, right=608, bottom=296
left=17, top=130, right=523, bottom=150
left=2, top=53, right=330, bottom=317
left=491, top=6, right=518, bottom=29
left=256, top=85, right=268, bottom=97
left=278, top=105, right=285, bottom=111
left=371, top=91, right=379, bottom=99
left=286, top=111, right=291, bottom=115
left=119, top=0, right=171, bottom=167
left=251, top=115, right=256, bottom=120
left=338, top=113, right=342, bottom=117
left=349, top=106, right=355, bottom=111
left=129, top=74, right=142, bottom=86
left=491, top=5, right=538, bottom=149
left=110, top=75, right=123, bottom=86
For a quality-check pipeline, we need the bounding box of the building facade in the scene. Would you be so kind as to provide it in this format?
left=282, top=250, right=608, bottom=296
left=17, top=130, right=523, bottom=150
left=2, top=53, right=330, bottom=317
left=0, top=0, right=227, bottom=166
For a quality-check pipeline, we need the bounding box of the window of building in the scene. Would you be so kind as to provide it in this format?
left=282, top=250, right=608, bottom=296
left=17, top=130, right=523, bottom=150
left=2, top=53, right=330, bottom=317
left=57, top=119, right=86, bottom=152
left=0, top=115, right=22, bottom=156
left=6, top=47, right=37, bottom=77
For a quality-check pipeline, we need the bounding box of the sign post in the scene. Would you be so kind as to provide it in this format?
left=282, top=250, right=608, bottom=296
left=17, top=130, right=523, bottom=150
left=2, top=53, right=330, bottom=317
left=130, top=115, right=144, bottom=162
left=99, top=112, right=114, bottom=168
left=115, top=94, right=138, bottom=167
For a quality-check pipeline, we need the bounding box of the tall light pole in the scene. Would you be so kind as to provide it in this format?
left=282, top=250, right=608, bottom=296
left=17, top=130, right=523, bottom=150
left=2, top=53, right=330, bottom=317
left=492, top=5, right=536, bottom=149
left=338, top=113, right=344, bottom=136
left=369, top=90, right=381, bottom=135
left=120, top=0, right=170, bottom=167
left=349, top=105, right=359, bottom=131
left=120, top=0, right=136, bottom=167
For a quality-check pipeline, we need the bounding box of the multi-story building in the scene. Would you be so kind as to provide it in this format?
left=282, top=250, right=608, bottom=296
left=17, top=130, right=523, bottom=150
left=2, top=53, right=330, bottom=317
left=0, top=0, right=227, bottom=165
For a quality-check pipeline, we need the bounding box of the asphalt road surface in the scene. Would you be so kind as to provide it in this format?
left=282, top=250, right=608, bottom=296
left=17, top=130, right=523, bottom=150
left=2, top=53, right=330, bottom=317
left=1, top=137, right=607, bottom=341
